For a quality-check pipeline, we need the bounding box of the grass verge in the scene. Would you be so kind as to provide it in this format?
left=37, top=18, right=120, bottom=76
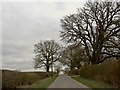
left=72, top=76, right=112, bottom=89
left=30, top=76, right=56, bottom=89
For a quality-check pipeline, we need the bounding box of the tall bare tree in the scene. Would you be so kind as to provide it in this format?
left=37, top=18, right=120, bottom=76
left=34, top=40, right=61, bottom=72
left=60, top=1, right=120, bottom=64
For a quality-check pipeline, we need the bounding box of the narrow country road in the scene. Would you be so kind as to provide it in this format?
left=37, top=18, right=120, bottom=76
left=48, top=74, right=91, bottom=89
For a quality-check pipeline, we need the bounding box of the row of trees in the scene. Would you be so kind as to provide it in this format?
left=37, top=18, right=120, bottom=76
left=33, top=1, right=120, bottom=72
left=33, top=40, right=88, bottom=72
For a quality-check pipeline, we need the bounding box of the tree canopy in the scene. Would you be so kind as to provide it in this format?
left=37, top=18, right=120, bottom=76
left=34, top=40, right=61, bottom=72
left=60, top=44, right=88, bottom=70
left=60, top=1, right=120, bottom=64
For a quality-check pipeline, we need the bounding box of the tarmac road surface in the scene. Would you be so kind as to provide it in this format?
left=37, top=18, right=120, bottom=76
left=48, top=74, right=91, bottom=89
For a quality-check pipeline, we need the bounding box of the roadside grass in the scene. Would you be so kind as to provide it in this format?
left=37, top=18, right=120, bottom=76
left=28, top=76, right=56, bottom=90
left=72, top=76, right=112, bottom=89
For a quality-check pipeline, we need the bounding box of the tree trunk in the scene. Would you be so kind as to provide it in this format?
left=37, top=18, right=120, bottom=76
left=91, top=55, right=100, bottom=64
left=70, top=65, right=74, bottom=71
left=46, top=65, right=49, bottom=72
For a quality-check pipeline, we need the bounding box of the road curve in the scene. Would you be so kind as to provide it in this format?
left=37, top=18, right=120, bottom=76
left=48, top=74, right=91, bottom=89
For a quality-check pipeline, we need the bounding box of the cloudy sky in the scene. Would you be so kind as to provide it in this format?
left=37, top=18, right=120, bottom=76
left=1, top=0, right=87, bottom=71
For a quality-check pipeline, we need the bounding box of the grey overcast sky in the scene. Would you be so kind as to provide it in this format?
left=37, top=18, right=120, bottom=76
left=1, top=1, right=87, bottom=71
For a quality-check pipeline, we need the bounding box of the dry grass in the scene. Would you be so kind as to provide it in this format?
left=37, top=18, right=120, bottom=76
left=2, top=70, right=50, bottom=88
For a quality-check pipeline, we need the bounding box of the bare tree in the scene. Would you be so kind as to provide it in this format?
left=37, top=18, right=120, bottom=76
left=54, top=64, right=61, bottom=74
left=60, top=1, right=120, bottom=64
left=60, top=44, right=88, bottom=70
left=34, top=40, right=61, bottom=72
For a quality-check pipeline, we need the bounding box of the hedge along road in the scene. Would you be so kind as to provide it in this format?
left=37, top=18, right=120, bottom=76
left=48, top=74, right=91, bottom=90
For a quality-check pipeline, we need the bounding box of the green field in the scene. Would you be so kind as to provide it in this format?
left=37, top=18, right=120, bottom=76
left=72, top=76, right=112, bottom=89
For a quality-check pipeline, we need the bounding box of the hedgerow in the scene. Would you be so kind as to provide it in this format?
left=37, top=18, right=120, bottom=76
left=80, top=60, right=119, bottom=87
